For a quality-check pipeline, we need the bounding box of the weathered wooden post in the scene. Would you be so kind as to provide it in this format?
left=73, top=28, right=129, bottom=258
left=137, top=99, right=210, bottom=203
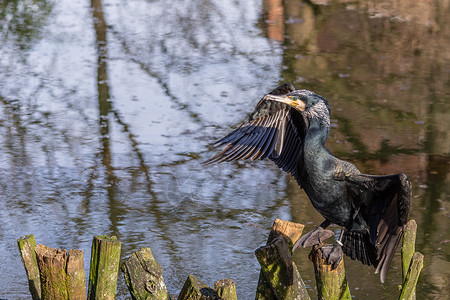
left=176, top=275, right=238, bottom=300
left=17, top=235, right=41, bottom=300
left=255, top=218, right=310, bottom=300
left=399, top=219, right=423, bottom=300
left=18, top=236, right=87, bottom=300
left=309, top=245, right=351, bottom=300
left=88, top=235, right=121, bottom=300
left=400, top=220, right=417, bottom=299
left=35, top=245, right=69, bottom=299
left=255, top=218, right=304, bottom=299
left=34, top=245, right=87, bottom=300
left=177, top=274, right=217, bottom=300
left=67, top=249, right=87, bottom=299
left=214, top=278, right=237, bottom=300
left=399, top=252, right=424, bottom=300
left=121, top=247, right=170, bottom=300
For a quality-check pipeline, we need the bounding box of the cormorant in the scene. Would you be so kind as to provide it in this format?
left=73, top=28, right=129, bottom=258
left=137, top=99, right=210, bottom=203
left=205, top=84, right=411, bottom=283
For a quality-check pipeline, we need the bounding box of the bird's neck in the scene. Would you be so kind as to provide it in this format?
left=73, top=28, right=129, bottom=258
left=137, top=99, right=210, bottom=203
left=302, top=117, right=333, bottom=185
left=305, top=117, right=330, bottom=151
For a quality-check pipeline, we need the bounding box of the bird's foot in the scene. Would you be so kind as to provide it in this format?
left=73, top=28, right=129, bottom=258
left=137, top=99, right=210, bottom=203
left=293, top=227, right=334, bottom=251
left=319, top=243, right=343, bottom=270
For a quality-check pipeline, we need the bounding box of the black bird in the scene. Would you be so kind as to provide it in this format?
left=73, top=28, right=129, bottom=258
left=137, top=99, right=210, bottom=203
left=205, top=84, right=411, bottom=283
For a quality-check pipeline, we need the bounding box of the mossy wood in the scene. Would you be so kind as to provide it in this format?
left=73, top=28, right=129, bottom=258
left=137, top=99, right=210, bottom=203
left=255, top=235, right=310, bottom=300
left=67, top=249, right=87, bottom=300
left=309, top=245, right=351, bottom=300
left=399, top=252, right=424, bottom=300
left=401, top=220, right=417, bottom=300
left=177, top=274, right=217, bottom=300
left=121, top=247, right=170, bottom=300
left=17, top=234, right=41, bottom=300
left=88, top=235, right=121, bottom=300
left=35, top=244, right=69, bottom=299
left=255, top=272, right=276, bottom=300
left=255, top=219, right=307, bottom=300
left=214, top=278, right=237, bottom=300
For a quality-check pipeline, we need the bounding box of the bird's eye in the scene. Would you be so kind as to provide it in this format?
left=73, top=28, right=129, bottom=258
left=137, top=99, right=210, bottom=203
left=292, top=96, right=298, bottom=101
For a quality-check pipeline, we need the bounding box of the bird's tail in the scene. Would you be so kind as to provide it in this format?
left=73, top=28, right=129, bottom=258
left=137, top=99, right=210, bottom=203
left=341, top=230, right=378, bottom=267
left=341, top=222, right=404, bottom=283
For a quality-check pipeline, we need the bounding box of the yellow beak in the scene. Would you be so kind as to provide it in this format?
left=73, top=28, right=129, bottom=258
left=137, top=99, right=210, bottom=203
left=263, top=94, right=306, bottom=112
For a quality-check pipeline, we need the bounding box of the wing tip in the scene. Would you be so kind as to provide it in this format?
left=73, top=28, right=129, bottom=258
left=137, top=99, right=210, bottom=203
left=268, top=83, right=296, bottom=96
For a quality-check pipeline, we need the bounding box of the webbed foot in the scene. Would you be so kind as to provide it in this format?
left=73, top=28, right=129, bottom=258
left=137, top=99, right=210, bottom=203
left=293, top=226, right=334, bottom=251
left=319, top=243, right=343, bottom=270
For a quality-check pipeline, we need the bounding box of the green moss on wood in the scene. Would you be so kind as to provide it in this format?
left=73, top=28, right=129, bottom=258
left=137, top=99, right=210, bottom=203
left=17, top=234, right=41, bottom=300
left=310, top=245, right=351, bottom=300
left=402, top=220, right=417, bottom=282
left=256, top=219, right=307, bottom=299
left=67, top=249, right=86, bottom=299
left=88, top=235, right=121, bottom=300
left=122, top=247, right=170, bottom=300
left=399, top=252, right=424, bottom=300
left=177, top=274, right=217, bottom=300
left=214, top=279, right=237, bottom=300
left=256, top=236, right=310, bottom=300
left=35, top=245, right=69, bottom=299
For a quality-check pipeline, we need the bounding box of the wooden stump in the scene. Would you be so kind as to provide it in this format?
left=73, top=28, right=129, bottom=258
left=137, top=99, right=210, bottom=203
left=35, top=245, right=69, bottom=299
left=121, top=247, right=170, bottom=300
left=67, top=249, right=87, bottom=300
left=255, top=236, right=310, bottom=300
left=17, top=234, right=41, bottom=300
left=214, top=278, right=237, bottom=300
left=255, top=271, right=276, bottom=300
left=255, top=219, right=309, bottom=300
left=309, top=245, right=351, bottom=300
left=401, top=220, right=417, bottom=300
left=399, top=252, right=424, bottom=300
left=88, top=235, right=121, bottom=300
left=177, top=274, right=217, bottom=300
left=34, top=245, right=87, bottom=300
left=255, top=218, right=307, bottom=300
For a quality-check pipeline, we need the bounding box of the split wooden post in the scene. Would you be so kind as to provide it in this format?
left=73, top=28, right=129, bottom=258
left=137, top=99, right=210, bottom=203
left=399, top=219, right=423, bottom=300
left=401, top=220, right=417, bottom=299
left=255, top=218, right=305, bottom=299
left=17, top=235, right=41, bottom=300
left=398, top=252, right=424, bottom=300
left=177, top=274, right=217, bottom=300
left=121, top=247, right=170, bottom=300
left=88, top=235, right=122, bottom=300
left=34, top=244, right=87, bottom=300
left=255, top=218, right=310, bottom=300
left=309, top=245, right=351, bottom=300
left=35, top=245, right=69, bottom=299
left=67, top=249, right=87, bottom=299
left=214, top=278, right=237, bottom=300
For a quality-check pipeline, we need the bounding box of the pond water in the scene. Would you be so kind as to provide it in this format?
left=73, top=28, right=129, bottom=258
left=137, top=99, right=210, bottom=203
left=0, top=0, right=449, bottom=299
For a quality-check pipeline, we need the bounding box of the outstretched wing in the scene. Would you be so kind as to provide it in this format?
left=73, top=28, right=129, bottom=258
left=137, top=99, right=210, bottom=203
left=342, top=173, right=411, bottom=283
left=204, top=83, right=308, bottom=186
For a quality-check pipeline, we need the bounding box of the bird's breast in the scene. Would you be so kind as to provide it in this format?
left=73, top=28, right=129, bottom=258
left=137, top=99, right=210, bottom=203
left=302, top=165, right=352, bottom=226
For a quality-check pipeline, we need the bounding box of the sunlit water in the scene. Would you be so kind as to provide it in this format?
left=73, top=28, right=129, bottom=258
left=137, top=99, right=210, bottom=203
left=0, top=0, right=449, bottom=299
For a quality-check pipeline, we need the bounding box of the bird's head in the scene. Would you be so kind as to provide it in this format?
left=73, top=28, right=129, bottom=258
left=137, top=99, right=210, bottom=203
left=264, top=89, right=331, bottom=126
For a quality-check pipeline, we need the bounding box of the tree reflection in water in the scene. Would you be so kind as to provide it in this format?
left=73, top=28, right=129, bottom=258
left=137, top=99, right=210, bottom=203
left=0, top=0, right=448, bottom=299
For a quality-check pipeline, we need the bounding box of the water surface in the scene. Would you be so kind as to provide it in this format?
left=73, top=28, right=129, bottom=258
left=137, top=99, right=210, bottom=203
left=0, top=0, right=449, bottom=299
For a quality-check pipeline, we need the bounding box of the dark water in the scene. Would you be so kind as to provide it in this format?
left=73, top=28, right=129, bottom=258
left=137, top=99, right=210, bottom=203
left=0, top=0, right=449, bottom=299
